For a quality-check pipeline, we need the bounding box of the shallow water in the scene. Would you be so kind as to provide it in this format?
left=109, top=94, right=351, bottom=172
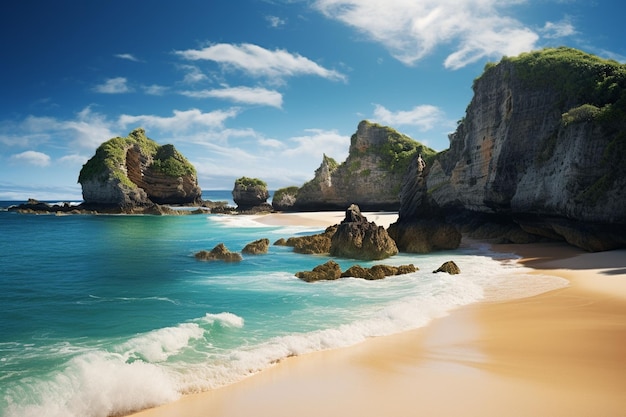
left=0, top=205, right=567, bottom=417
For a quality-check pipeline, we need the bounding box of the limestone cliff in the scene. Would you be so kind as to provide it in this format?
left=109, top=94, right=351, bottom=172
left=416, top=47, right=626, bottom=251
left=292, top=120, right=436, bottom=211
left=79, top=128, right=202, bottom=206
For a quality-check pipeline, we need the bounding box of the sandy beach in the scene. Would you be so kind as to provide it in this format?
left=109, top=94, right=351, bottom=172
left=130, top=212, right=626, bottom=417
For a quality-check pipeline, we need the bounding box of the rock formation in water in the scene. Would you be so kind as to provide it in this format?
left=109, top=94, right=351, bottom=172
left=433, top=261, right=461, bottom=275
left=79, top=128, right=201, bottom=207
left=329, top=204, right=398, bottom=260
left=242, top=238, right=270, bottom=255
left=285, top=120, right=436, bottom=211
left=275, top=225, right=338, bottom=254
left=232, top=177, right=271, bottom=211
left=194, top=243, right=243, bottom=262
left=398, top=47, right=626, bottom=252
left=296, top=261, right=418, bottom=282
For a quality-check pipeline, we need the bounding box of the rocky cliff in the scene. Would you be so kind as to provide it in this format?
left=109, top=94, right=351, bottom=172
left=408, top=47, right=626, bottom=251
left=289, top=120, right=435, bottom=211
left=79, top=128, right=202, bottom=207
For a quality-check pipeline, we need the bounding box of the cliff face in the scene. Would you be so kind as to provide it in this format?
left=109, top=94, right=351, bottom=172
left=79, top=128, right=202, bottom=206
left=294, top=120, right=435, bottom=211
left=419, top=47, right=626, bottom=251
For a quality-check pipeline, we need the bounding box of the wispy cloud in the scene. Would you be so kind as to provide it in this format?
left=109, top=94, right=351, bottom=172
left=266, top=15, right=286, bottom=28
left=93, top=77, right=132, bottom=94
left=143, top=84, right=169, bottom=96
left=541, top=18, right=577, bottom=39
left=118, top=108, right=240, bottom=132
left=11, top=150, right=51, bottom=167
left=282, top=128, right=350, bottom=160
left=313, top=0, right=540, bottom=69
left=0, top=107, right=117, bottom=151
left=181, top=86, right=283, bottom=108
left=178, top=64, right=208, bottom=84
left=372, top=104, right=446, bottom=131
left=175, top=43, right=346, bottom=82
left=114, top=53, right=141, bottom=62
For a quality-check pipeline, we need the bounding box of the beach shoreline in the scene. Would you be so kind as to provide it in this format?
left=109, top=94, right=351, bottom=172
left=129, top=212, right=626, bottom=417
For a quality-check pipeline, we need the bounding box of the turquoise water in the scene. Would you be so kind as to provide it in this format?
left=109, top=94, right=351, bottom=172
left=0, top=199, right=567, bottom=417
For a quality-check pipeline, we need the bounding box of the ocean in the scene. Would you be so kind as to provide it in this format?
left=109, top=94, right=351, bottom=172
left=0, top=194, right=568, bottom=417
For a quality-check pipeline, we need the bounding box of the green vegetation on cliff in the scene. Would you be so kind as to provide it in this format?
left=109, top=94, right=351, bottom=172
left=477, top=47, right=626, bottom=204
left=78, top=129, right=196, bottom=186
left=480, top=47, right=626, bottom=126
left=351, top=122, right=436, bottom=175
left=151, top=144, right=196, bottom=177
left=234, top=176, right=267, bottom=190
left=273, top=186, right=299, bottom=201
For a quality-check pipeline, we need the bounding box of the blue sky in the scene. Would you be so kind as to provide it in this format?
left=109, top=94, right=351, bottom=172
left=1, top=0, right=624, bottom=200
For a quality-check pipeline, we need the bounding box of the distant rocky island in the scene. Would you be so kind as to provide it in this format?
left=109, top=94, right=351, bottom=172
left=10, top=47, right=626, bottom=252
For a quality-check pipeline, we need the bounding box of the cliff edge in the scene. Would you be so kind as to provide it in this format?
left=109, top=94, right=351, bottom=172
left=78, top=128, right=202, bottom=207
left=416, top=47, right=626, bottom=251
left=291, top=120, right=436, bottom=211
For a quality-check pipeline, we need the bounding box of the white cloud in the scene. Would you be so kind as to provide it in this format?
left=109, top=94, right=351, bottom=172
left=143, top=84, right=169, bottom=95
left=541, top=19, right=577, bottom=39
left=58, top=154, right=89, bottom=166
left=181, top=86, right=283, bottom=108
left=64, top=107, right=118, bottom=150
left=372, top=104, right=445, bottom=131
left=115, top=53, right=140, bottom=62
left=0, top=107, right=117, bottom=152
left=266, top=15, right=286, bottom=27
left=282, top=128, right=350, bottom=161
left=178, top=64, right=208, bottom=84
left=118, top=108, right=240, bottom=132
left=313, top=0, right=540, bottom=69
left=175, top=43, right=346, bottom=82
left=93, top=77, right=131, bottom=94
left=258, top=138, right=284, bottom=148
left=11, top=150, right=51, bottom=167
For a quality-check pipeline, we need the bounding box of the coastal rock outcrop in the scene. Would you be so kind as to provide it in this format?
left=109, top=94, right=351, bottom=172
left=79, top=128, right=201, bottom=207
left=291, top=121, right=436, bottom=211
left=329, top=204, right=398, bottom=260
left=388, top=153, right=462, bottom=253
left=340, top=263, right=418, bottom=280
left=232, top=177, right=271, bottom=211
left=194, top=243, right=243, bottom=262
left=242, top=238, right=270, bottom=255
left=433, top=261, right=461, bottom=275
left=275, top=225, right=338, bottom=254
left=295, top=260, right=342, bottom=282
left=296, top=261, right=418, bottom=282
left=402, top=47, right=626, bottom=251
left=271, top=186, right=299, bottom=211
